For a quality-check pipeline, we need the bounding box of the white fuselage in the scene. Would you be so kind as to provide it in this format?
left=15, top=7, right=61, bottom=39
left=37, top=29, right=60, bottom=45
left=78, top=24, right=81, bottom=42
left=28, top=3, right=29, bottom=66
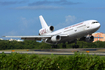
left=43, top=20, right=100, bottom=44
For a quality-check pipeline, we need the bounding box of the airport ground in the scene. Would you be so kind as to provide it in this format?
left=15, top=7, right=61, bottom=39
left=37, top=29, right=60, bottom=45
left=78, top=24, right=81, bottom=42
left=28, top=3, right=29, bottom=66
left=1, top=48, right=105, bottom=56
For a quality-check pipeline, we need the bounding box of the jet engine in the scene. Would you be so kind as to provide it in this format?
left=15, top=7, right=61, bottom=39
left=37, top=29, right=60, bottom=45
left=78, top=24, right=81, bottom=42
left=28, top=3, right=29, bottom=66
left=39, top=26, right=54, bottom=35
left=51, top=35, right=61, bottom=42
left=79, top=35, right=94, bottom=42
left=49, top=26, right=54, bottom=32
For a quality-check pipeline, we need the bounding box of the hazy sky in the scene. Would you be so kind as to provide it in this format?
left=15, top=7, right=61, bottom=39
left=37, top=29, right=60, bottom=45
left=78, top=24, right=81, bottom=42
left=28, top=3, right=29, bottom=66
left=0, top=0, right=105, bottom=38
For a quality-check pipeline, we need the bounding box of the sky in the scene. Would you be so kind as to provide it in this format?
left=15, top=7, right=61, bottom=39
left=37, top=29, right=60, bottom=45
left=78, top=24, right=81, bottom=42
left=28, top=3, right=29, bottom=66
left=0, top=0, right=105, bottom=39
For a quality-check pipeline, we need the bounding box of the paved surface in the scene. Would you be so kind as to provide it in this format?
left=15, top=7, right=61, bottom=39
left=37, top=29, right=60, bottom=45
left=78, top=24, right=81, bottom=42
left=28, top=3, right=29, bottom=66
left=0, top=48, right=105, bottom=55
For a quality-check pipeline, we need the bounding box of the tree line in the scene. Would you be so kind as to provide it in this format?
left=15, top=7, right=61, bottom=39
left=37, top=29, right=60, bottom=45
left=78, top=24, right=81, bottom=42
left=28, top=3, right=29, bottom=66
left=0, top=40, right=105, bottom=50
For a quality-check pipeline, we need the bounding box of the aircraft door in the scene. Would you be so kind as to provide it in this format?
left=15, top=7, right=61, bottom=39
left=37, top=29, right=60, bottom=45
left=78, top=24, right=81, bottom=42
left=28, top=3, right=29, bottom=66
left=73, top=27, right=77, bottom=32
left=85, top=22, right=90, bottom=30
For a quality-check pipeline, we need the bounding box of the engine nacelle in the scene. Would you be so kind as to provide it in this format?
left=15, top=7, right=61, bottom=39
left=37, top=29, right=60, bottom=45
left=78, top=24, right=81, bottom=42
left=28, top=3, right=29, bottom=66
left=85, top=36, right=94, bottom=42
left=79, top=35, right=94, bottom=42
left=39, top=26, right=54, bottom=35
left=49, top=26, right=54, bottom=32
left=51, top=35, right=61, bottom=42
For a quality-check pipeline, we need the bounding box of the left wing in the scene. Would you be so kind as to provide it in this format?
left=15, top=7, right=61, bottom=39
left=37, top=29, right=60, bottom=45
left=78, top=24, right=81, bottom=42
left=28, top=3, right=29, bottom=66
left=3, top=35, right=51, bottom=41
left=3, top=34, right=68, bottom=41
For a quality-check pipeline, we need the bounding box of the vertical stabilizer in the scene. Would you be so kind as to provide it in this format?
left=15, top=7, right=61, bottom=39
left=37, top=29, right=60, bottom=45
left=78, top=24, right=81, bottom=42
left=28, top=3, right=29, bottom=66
left=39, top=15, right=48, bottom=28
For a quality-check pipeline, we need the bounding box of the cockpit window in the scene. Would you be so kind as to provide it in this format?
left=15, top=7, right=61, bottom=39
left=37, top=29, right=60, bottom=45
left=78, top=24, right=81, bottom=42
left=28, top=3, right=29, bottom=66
left=92, top=22, right=99, bottom=24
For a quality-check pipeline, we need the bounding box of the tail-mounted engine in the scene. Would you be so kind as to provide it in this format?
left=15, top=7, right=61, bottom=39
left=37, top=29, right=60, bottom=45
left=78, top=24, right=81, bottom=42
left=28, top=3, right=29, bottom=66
left=39, top=26, right=54, bottom=35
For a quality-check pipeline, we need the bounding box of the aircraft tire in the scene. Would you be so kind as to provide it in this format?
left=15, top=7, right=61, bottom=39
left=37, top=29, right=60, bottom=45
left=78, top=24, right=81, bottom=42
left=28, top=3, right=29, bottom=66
left=62, top=44, right=66, bottom=48
left=51, top=45, right=57, bottom=48
left=54, top=45, right=57, bottom=48
left=75, top=45, right=79, bottom=48
left=72, top=45, right=79, bottom=48
left=72, top=45, right=75, bottom=48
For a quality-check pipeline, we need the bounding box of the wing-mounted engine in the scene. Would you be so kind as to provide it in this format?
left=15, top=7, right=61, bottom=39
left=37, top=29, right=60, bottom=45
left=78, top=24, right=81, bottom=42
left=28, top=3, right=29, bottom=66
left=51, top=35, right=61, bottom=42
left=39, top=26, right=54, bottom=35
left=79, top=35, right=94, bottom=42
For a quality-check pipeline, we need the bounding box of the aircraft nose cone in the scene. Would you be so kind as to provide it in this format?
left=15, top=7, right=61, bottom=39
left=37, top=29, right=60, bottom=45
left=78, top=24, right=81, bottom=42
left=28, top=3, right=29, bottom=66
left=92, top=23, right=101, bottom=30
left=94, top=23, right=101, bottom=30
left=97, top=23, right=101, bottom=28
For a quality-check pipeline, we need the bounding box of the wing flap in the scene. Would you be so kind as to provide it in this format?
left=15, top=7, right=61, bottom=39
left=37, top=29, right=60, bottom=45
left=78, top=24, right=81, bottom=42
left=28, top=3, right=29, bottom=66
left=21, top=37, right=42, bottom=41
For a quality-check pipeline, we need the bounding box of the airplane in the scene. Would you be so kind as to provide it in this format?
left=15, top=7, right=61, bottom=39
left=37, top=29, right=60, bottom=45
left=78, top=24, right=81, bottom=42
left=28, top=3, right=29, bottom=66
left=3, top=15, right=100, bottom=48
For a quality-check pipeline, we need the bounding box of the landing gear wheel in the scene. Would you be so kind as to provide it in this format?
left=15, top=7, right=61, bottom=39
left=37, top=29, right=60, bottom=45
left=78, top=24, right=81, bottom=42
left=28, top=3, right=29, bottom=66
left=72, top=45, right=75, bottom=48
left=54, top=45, right=57, bottom=48
left=62, top=44, right=66, bottom=48
left=72, top=40, right=79, bottom=48
left=72, top=45, right=79, bottom=48
left=75, top=45, right=79, bottom=48
left=51, top=45, right=58, bottom=48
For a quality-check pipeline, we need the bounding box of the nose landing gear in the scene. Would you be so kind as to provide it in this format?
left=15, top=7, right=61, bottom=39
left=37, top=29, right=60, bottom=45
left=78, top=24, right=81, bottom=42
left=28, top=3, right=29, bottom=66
left=51, top=40, right=79, bottom=48
left=62, top=43, right=66, bottom=48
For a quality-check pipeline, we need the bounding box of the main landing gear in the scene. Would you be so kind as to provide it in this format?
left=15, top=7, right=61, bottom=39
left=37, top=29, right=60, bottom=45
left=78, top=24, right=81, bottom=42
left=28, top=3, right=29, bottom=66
left=72, top=45, right=79, bottom=48
left=51, top=43, right=66, bottom=48
left=62, top=43, right=66, bottom=48
left=51, top=45, right=58, bottom=48
left=51, top=40, right=79, bottom=48
left=72, top=41, right=79, bottom=48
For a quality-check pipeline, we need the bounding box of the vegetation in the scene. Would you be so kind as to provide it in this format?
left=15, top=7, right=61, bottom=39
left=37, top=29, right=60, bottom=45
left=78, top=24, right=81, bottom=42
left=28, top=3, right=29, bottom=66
left=0, top=52, right=105, bottom=70
left=0, top=40, right=105, bottom=50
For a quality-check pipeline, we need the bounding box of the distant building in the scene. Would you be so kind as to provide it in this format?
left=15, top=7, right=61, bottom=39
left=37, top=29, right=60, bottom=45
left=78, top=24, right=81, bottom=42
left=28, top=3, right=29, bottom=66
left=92, top=32, right=105, bottom=42
left=0, top=38, right=3, bottom=40
left=17, top=39, right=23, bottom=42
left=9, top=38, right=16, bottom=41
left=9, top=38, right=23, bottom=42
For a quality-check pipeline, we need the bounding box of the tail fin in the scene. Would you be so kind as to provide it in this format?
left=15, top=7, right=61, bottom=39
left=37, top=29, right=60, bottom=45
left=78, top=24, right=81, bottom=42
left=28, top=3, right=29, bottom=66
left=39, top=15, right=48, bottom=28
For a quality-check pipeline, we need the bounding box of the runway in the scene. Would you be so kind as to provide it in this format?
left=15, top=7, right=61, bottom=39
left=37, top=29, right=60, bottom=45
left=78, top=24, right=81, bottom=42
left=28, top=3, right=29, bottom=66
left=0, top=48, right=105, bottom=55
